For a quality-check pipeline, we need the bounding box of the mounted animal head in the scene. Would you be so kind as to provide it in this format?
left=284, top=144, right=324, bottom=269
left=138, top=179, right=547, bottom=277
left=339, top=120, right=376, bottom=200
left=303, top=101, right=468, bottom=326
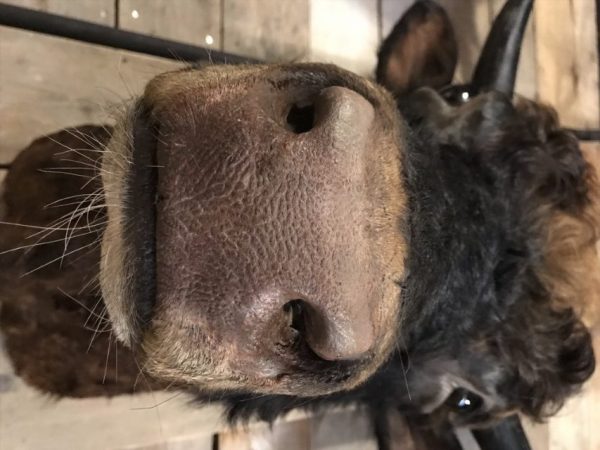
left=1, top=0, right=597, bottom=434
left=96, top=0, right=599, bottom=426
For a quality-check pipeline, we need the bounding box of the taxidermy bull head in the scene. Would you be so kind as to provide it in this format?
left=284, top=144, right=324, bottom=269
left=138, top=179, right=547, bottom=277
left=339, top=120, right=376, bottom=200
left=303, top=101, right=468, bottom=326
left=0, top=0, right=598, bottom=448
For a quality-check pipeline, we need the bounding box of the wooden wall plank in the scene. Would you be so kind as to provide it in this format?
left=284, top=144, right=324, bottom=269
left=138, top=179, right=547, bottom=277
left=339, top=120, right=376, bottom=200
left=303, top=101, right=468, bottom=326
left=2, top=0, right=115, bottom=25
left=0, top=26, right=183, bottom=164
left=223, top=0, right=309, bottom=62
left=310, top=410, right=378, bottom=450
left=436, top=0, right=492, bottom=84
left=546, top=332, right=600, bottom=450
left=522, top=417, right=550, bottom=450
left=124, top=434, right=215, bottom=450
left=309, top=0, right=379, bottom=77
left=534, top=0, right=600, bottom=128
left=218, top=410, right=378, bottom=450
left=219, top=419, right=311, bottom=450
left=0, top=337, right=224, bottom=450
left=118, top=0, right=222, bottom=50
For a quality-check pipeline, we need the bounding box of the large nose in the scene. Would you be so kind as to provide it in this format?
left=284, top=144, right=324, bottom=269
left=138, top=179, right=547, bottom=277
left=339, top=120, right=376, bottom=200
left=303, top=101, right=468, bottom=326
left=152, top=68, right=396, bottom=381
left=246, top=85, right=376, bottom=362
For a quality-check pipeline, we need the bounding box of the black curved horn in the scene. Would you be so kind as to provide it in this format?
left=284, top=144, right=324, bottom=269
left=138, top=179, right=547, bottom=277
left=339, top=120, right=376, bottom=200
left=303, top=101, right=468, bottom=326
left=471, top=0, right=534, bottom=96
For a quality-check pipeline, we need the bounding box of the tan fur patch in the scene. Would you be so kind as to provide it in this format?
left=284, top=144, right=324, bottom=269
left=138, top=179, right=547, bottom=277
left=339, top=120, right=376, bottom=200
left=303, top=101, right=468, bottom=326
left=540, top=144, right=600, bottom=331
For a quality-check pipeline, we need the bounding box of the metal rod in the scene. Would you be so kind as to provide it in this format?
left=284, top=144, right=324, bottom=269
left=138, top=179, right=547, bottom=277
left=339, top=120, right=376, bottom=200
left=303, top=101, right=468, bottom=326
left=564, top=128, right=600, bottom=142
left=472, top=415, right=532, bottom=450
left=0, top=3, right=259, bottom=64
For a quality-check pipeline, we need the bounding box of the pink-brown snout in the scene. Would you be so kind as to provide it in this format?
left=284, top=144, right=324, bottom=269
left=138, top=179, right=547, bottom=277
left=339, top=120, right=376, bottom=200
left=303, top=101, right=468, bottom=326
left=117, top=64, right=407, bottom=394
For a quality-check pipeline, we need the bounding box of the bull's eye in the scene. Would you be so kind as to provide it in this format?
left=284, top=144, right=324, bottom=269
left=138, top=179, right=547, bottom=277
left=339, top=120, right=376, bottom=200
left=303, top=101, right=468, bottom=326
left=286, top=103, right=315, bottom=134
left=445, top=388, right=483, bottom=413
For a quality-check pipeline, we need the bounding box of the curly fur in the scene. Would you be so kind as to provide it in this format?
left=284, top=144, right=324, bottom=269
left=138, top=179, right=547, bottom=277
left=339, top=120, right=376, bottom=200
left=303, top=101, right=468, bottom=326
left=213, top=92, right=599, bottom=430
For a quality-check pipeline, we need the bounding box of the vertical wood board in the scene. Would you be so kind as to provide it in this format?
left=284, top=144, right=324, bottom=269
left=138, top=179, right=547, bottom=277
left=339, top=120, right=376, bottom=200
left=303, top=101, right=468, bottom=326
left=436, top=0, right=493, bottom=84
left=535, top=0, right=600, bottom=128
left=0, top=335, right=225, bottom=449
left=0, top=26, right=184, bottom=164
left=218, top=409, right=378, bottom=450
left=223, top=0, right=309, bottom=62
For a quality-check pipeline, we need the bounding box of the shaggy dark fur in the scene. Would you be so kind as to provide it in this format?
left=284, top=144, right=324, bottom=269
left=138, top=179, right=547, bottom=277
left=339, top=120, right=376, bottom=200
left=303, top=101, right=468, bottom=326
left=211, top=94, right=597, bottom=433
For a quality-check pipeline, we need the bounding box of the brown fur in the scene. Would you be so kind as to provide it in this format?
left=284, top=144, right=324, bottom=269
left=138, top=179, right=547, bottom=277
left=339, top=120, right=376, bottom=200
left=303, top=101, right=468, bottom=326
left=0, top=127, right=161, bottom=396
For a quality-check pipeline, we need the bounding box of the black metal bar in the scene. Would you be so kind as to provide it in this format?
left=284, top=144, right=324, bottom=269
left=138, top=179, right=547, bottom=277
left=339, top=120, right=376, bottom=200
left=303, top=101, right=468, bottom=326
left=564, top=128, right=600, bottom=142
left=403, top=417, right=464, bottom=450
left=0, top=3, right=259, bottom=64
left=472, top=415, right=532, bottom=450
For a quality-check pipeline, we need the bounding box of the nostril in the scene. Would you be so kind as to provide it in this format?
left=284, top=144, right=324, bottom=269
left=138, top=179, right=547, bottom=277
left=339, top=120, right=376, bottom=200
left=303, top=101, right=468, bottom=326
left=281, top=299, right=372, bottom=362
left=271, top=300, right=302, bottom=350
left=286, top=103, right=315, bottom=134
left=283, top=299, right=306, bottom=332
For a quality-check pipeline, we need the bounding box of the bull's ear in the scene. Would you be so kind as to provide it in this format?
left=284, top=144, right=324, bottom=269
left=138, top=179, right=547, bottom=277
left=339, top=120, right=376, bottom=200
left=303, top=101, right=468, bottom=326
left=376, top=0, right=457, bottom=95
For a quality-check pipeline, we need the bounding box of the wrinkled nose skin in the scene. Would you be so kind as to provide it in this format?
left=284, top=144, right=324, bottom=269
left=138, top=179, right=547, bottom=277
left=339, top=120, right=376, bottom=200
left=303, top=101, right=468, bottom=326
left=141, top=65, right=406, bottom=394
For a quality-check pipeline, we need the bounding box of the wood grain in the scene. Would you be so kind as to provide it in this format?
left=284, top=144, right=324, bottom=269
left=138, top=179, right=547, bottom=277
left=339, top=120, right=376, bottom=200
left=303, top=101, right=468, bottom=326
left=2, top=0, right=115, bottom=25
left=310, top=409, right=378, bottom=449
left=0, top=336, right=222, bottom=450
left=0, top=26, right=183, bottom=164
left=535, top=0, right=600, bottom=128
left=436, top=0, right=492, bottom=84
left=219, top=409, right=378, bottom=450
left=220, top=419, right=312, bottom=450
left=118, top=0, right=221, bottom=49
left=223, top=0, right=309, bottom=62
